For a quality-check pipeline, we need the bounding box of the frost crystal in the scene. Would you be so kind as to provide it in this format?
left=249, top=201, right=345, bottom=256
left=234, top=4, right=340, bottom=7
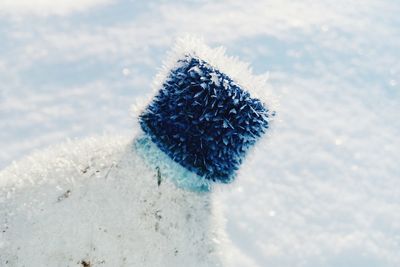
left=139, top=56, right=270, bottom=183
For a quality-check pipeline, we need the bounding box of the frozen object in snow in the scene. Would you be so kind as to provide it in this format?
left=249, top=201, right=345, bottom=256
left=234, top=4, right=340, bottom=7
left=0, top=37, right=274, bottom=267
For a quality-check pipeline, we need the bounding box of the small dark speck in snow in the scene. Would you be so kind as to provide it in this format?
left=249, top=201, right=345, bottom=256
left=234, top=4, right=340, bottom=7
left=81, top=166, right=90, bottom=173
left=57, top=190, right=71, bottom=202
left=156, top=166, right=162, bottom=187
left=81, top=260, right=91, bottom=267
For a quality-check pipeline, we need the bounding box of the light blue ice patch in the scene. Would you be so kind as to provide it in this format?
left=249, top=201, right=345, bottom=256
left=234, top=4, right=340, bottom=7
left=133, top=134, right=212, bottom=192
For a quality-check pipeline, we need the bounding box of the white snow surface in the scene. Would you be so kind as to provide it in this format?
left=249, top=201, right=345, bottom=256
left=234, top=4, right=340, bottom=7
left=0, top=0, right=114, bottom=17
left=0, top=134, right=253, bottom=266
left=1, top=1, right=400, bottom=266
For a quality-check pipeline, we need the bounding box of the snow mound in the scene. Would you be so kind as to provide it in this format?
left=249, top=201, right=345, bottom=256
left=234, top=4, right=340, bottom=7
left=0, top=134, right=251, bottom=267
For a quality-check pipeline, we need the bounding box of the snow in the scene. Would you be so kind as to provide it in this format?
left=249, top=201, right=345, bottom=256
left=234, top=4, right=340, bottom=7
left=0, top=0, right=114, bottom=16
left=1, top=0, right=400, bottom=266
left=0, top=134, right=243, bottom=266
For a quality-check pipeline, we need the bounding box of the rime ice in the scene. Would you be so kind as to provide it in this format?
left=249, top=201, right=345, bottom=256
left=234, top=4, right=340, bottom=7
left=139, top=57, right=270, bottom=185
left=0, top=37, right=272, bottom=267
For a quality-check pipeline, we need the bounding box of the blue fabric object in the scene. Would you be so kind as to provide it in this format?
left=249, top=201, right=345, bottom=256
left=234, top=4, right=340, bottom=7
left=139, top=56, right=270, bottom=183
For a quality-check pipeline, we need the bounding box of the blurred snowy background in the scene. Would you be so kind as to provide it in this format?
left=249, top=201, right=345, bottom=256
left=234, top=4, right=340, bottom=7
left=0, top=1, right=399, bottom=266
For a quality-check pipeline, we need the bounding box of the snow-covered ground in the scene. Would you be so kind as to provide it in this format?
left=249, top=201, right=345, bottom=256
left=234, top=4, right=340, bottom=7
left=0, top=1, right=399, bottom=266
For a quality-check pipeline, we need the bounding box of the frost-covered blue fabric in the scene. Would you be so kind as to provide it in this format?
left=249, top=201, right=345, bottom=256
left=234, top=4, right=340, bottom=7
left=134, top=134, right=212, bottom=192
left=139, top=56, right=270, bottom=183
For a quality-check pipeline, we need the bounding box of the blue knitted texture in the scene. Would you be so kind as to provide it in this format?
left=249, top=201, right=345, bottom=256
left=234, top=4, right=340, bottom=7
left=139, top=56, right=270, bottom=183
